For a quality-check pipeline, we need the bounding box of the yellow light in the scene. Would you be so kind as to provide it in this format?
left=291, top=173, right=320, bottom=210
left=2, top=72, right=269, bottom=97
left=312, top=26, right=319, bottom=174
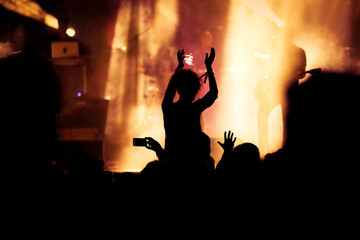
left=112, top=44, right=127, bottom=52
left=66, top=27, right=76, bottom=37
left=44, top=14, right=59, bottom=29
left=0, top=0, right=59, bottom=29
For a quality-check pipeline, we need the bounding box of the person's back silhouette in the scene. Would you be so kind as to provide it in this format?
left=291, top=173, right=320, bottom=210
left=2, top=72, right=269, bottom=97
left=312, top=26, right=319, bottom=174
left=162, top=48, right=218, bottom=170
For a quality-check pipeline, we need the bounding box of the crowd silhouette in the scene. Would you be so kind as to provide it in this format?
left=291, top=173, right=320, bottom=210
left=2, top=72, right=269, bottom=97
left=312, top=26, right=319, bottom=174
left=2, top=37, right=359, bottom=223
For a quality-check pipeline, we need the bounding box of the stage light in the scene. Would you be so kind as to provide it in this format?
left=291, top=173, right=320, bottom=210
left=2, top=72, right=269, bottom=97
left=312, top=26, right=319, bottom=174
left=66, top=28, right=76, bottom=37
left=184, top=53, right=194, bottom=66
left=112, top=44, right=127, bottom=52
left=0, top=0, right=59, bottom=29
left=121, top=46, right=127, bottom=52
left=45, top=14, right=59, bottom=29
left=77, top=92, right=82, bottom=97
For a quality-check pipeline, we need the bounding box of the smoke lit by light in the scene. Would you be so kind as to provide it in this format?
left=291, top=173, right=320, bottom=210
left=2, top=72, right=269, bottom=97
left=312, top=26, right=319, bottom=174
left=210, top=0, right=354, bottom=157
left=105, top=0, right=355, bottom=171
left=105, top=0, right=178, bottom=171
left=241, top=0, right=286, bottom=27
left=213, top=0, right=284, bottom=156
left=253, top=52, right=269, bottom=59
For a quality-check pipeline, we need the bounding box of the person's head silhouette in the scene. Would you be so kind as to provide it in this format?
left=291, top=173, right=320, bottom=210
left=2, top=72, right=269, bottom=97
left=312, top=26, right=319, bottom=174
left=174, top=69, right=200, bottom=103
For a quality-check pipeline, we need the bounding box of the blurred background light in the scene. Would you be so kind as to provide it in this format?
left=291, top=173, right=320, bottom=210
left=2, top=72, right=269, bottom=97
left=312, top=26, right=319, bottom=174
left=0, top=0, right=58, bottom=29
left=66, top=27, right=76, bottom=37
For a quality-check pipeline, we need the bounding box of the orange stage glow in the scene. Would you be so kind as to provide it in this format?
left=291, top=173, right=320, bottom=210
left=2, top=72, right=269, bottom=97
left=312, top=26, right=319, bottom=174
left=105, top=0, right=178, bottom=171
left=0, top=0, right=59, bottom=29
left=105, top=0, right=354, bottom=172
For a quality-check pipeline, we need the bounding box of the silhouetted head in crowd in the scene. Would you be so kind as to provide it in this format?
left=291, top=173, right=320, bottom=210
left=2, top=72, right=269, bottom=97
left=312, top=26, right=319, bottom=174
left=216, top=142, right=261, bottom=180
left=140, top=160, right=170, bottom=180
left=231, top=143, right=260, bottom=166
left=227, top=143, right=261, bottom=176
left=173, top=69, right=201, bottom=103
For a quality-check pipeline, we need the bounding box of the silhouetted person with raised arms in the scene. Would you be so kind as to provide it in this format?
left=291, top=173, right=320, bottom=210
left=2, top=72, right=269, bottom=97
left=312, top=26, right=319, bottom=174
left=162, top=48, right=218, bottom=174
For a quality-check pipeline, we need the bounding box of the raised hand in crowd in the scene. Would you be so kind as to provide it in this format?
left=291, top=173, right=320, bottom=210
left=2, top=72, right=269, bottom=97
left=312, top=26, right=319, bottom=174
left=176, top=49, right=185, bottom=70
left=145, top=137, right=165, bottom=161
left=205, top=47, right=215, bottom=70
left=217, top=130, right=237, bottom=153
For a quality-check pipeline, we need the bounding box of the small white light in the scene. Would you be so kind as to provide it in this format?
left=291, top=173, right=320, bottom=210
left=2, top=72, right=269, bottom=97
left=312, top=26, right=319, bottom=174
left=66, top=27, right=76, bottom=37
left=77, top=92, right=82, bottom=97
left=184, top=53, right=194, bottom=66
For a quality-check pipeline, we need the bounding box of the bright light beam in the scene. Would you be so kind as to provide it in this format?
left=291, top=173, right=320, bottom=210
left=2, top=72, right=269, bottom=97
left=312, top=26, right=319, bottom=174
left=217, top=0, right=284, bottom=157
left=105, top=0, right=178, bottom=171
left=241, top=0, right=286, bottom=27
left=0, top=0, right=59, bottom=29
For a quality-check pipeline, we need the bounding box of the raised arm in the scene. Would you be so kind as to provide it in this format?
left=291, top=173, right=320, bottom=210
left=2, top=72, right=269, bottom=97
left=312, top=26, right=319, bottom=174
left=216, top=130, right=236, bottom=172
left=195, top=48, right=218, bottom=111
left=145, top=137, right=165, bottom=161
left=176, top=49, right=185, bottom=72
left=205, top=47, right=218, bottom=98
left=162, top=49, right=185, bottom=108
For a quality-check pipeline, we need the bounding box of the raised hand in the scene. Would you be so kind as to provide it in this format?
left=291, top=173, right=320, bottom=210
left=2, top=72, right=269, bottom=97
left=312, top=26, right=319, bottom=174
left=177, top=49, right=185, bottom=68
left=217, top=130, right=236, bottom=153
left=205, top=47, right=215, bottom=69
left=145, top=137, right=165, bottom=161
left=145, top=137, right=163, bottom=152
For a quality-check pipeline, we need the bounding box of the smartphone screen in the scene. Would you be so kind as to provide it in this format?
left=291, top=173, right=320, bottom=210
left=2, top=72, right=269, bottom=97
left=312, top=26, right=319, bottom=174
left=133, top=138, right=148, bottom=147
